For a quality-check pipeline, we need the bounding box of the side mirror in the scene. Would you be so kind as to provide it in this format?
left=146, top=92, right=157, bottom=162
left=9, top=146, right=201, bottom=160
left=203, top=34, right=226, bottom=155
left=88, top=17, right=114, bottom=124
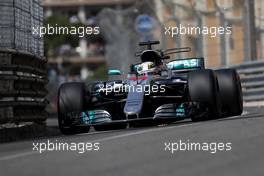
left=108, top=69, right=121, bottom=76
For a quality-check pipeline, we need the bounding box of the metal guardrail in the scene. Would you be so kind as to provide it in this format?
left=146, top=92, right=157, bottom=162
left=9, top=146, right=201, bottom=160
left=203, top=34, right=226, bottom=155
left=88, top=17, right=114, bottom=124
left=231, top=60, right=264, bottom=102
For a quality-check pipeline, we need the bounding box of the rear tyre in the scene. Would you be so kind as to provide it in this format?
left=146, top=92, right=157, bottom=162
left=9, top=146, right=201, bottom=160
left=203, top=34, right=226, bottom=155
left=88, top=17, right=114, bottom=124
left=58, top=82, right=90, bottom=135
left=188, top=69, right=221, bottom=121
left=215, top=69, right=243, bottom=117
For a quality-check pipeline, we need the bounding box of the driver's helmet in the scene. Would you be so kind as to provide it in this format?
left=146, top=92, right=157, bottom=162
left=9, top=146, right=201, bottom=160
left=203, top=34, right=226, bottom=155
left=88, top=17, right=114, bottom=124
left=137, top=61, right=156, bottom=74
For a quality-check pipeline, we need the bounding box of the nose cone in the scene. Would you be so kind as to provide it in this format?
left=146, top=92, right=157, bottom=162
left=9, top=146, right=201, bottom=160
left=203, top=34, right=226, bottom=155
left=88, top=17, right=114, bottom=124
left=124, top=86, right=145, bottom=117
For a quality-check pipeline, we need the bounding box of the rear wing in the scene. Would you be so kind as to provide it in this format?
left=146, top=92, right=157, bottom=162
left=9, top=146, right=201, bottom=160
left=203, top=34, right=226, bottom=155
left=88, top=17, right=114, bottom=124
left=167, top=57, right=205, bottom=71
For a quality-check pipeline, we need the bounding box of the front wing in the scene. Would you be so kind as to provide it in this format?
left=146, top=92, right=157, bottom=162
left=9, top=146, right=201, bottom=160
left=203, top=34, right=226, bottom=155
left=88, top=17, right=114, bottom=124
left=68, top=103, right=192, bottom=127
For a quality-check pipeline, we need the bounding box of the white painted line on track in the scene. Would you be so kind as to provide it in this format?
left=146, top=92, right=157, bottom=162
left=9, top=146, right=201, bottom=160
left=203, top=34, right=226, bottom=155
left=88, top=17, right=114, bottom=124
left=88, top=123, right=194, bottom=143
left=0, top=151, right=38, bottom=161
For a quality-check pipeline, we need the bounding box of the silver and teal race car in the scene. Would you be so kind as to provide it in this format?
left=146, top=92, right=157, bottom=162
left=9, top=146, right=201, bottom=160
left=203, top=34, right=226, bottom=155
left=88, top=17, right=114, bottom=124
left=57, top=41, right=243, bottom=134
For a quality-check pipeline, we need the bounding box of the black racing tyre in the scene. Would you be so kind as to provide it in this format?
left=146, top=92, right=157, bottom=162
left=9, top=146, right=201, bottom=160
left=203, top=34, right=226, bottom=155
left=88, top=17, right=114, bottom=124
left=93, top=123, right=127, bottom=131
left=215, top=69, right=243, bottom=117
left=58, top=82, right=90, bottom=135
left=188, top=69, right=221, bottom=121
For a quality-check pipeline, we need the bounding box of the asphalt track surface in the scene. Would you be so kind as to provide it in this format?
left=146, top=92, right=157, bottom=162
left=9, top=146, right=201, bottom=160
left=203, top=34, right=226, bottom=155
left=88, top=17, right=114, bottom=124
left=0, top=109, right=264, bottom=176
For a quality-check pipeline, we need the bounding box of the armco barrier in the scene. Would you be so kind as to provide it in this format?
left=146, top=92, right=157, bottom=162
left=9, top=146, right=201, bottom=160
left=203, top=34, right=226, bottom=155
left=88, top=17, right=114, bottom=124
left=230, top=60, right=264, bottom=103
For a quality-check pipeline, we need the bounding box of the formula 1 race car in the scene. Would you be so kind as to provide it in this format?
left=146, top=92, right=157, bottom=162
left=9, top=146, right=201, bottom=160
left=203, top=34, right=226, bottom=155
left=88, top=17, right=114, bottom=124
left=57, top=41, right=243, bottom=134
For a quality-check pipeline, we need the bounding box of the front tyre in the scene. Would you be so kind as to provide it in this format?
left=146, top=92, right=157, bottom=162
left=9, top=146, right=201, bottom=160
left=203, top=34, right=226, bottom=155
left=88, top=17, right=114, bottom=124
left=188, top=69, right=221, bottom=121
left=58, top=82, right=90, bottom=135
